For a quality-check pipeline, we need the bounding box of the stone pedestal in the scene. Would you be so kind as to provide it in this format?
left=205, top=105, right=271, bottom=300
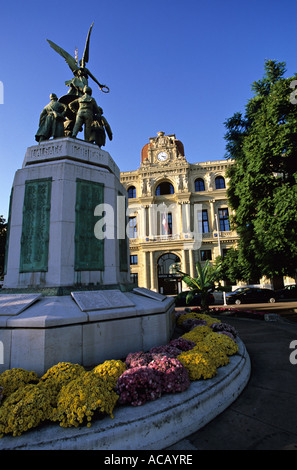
left=4, top=137, right=129, bottom=289
left=0, top=138, right=175, bottom=375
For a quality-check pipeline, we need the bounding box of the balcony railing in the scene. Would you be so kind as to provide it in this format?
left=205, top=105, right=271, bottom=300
left=129, top=230, right=238, bottom=243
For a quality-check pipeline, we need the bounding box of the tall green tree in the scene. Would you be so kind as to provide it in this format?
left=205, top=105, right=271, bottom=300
left=225, top=60, right=297, bottom=286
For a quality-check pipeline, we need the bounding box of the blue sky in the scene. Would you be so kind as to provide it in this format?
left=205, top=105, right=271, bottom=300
left=1, top=0, right=297, bottom=219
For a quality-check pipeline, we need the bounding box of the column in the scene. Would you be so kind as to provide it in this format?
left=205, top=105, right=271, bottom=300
left=150, top=251, right=158, bottom=292
left=138, top=205, right=147, bottom=240
left=181, top=249, right=187, bottom=274
left=182, top=202, right=191, bottom=235
left=189, top=248, right=195, bottom=278
left=209, top=199, right=215, bottom=232
left=142, top=251, right=149, bottom=288
left=148, top=205, right=156, bottom=238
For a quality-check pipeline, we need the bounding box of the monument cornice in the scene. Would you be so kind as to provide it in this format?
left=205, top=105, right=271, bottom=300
left=24, top=137, right=120, bottom=178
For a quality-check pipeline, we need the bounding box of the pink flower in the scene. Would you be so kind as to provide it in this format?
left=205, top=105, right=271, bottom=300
left=116, top=367, right=162, bottom=406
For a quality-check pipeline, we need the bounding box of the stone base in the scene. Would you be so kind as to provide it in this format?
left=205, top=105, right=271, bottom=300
left=0, top=288, right=175, bottom=376
left=4, top=137, right=130, bottom=289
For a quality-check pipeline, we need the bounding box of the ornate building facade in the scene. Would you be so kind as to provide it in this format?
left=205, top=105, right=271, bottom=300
left=120, top=132, right=239, bottom=294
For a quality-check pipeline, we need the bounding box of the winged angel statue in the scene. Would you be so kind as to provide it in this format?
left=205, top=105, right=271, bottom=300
left=35, top=23, right=112, bottom=148
left=47, top=22, right=109, bottom=96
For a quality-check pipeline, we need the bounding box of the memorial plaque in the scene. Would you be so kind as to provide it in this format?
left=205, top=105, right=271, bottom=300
left=74, top=179, right=104, bottom=271
left=0, top=294, right=42, bottom=316
left=71, top=290, right=135, bottom=312
left=133, top=287, right=166, bottom=301
left=20, top=178, right=52, bottom=273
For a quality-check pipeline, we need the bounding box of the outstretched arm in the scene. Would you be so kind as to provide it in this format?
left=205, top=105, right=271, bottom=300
left=86, top=68, right=110, bottom=93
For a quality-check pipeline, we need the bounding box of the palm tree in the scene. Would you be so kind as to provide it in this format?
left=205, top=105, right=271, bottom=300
left=177, top=260, right=221, bottom=311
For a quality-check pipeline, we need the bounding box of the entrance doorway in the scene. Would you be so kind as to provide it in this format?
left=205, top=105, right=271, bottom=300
left=157, top=253, right=181, bottom=295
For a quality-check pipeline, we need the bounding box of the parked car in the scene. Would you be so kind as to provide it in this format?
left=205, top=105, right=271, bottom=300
left=275, top=284, right=297, bottom=301
left=225, top=287, right=277, bottom=305
left=174, top=291, right=214, bottom=307
left=210, top=290, right=224, bottom=304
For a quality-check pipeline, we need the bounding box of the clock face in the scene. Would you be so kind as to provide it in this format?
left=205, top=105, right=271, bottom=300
left=157, top=151, right=168, bottom=162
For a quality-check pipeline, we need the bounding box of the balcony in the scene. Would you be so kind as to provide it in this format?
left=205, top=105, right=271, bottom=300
left=128, top=230, right=238, bottom=244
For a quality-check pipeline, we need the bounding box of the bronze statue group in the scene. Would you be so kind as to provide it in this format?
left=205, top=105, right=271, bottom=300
left=35, top=23, right=112, bottom=148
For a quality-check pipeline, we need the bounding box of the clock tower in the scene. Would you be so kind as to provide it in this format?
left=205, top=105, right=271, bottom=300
left=141, top=131, right=187, bottom=165
left=121, top=131, right=237, bottom=295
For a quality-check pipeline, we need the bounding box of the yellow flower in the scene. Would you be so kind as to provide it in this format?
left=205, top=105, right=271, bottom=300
left=91, top=359, right=126, bottom=387
left=181, top=325, right=212, bottom=344
left=0, top=368, right=39, bottom=399
left=53, top=371, right=118, bottom=428
left=194, top=342, right=230, bottom=368
left=177, top=312, right=221, bottom=327
left=0, top=384, right=52, bottom=437
left=177, top=349, right=217, bottom=381
left=203, top=332, right=239, bottom=356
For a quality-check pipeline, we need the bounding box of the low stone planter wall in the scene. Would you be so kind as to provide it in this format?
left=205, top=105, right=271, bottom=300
left=0, top=337, right=250, bottom=450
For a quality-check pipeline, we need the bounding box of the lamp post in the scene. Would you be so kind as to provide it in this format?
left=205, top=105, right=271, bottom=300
left=215, top=213, right=227, bottom=305
left=214, top=214, right=221, bottom=256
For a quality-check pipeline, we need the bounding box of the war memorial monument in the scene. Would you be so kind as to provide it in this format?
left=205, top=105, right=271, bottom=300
left=0, top=24, right=175, bottom=376
left=0, top=25, right=251, bottom=450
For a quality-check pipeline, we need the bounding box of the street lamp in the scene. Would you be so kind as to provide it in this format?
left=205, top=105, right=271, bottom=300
left=215, top=213, right=227, bottom=306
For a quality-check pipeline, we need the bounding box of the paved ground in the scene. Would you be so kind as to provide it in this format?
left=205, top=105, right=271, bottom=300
left=168, top=311, right=297, bottom=451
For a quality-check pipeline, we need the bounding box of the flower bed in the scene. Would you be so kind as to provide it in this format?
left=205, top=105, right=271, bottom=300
left=0, top=311, right=239, bottom=438
left=207, top=306, right=267, bottom=320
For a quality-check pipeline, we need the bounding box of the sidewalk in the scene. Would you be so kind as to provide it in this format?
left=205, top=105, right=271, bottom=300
left=168, top=315, right=297, bottom=450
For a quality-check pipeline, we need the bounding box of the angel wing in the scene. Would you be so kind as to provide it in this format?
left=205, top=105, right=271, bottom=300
left=47, top=39, right=79, bottom=74
left=81, top=22, right=94, bottom=67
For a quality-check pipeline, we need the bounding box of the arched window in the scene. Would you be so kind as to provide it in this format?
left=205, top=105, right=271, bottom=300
left=215, top=176, right=225, bottom=189
left=155, top=181, right=174, bottom=196
left=194, top=178, right=205, bottom=192
left=128, top=186, right=136, bottom=198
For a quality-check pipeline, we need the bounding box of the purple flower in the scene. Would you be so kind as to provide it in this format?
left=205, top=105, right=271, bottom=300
left=148, top=356, right=190, bottom=393
left=116, top=367, right=162, bottom=406
left=210, top=322, right=238, bottom=339
left=125, top=351, right=153, bottom=368
left=181, top=318, right=208, bottom=331
left=168, top=337, right=196, bottom=351
left=149, top=345, right=181, bottom=358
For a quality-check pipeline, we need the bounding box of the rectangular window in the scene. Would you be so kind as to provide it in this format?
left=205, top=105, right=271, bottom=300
left=222, top=248, right=229, bottom=258
left=130, top=255, right=138, bottom=265
left=218, top=208, right=230, bottom=231
left=161, top=212, right=172, bottom=235
left=200, top=249, right=212, bottom=261
left=130, top=273, right=138, bottom=284
left=129, top=216, right=137, bottom=239
left=198, top=209, right=209, bottom=233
